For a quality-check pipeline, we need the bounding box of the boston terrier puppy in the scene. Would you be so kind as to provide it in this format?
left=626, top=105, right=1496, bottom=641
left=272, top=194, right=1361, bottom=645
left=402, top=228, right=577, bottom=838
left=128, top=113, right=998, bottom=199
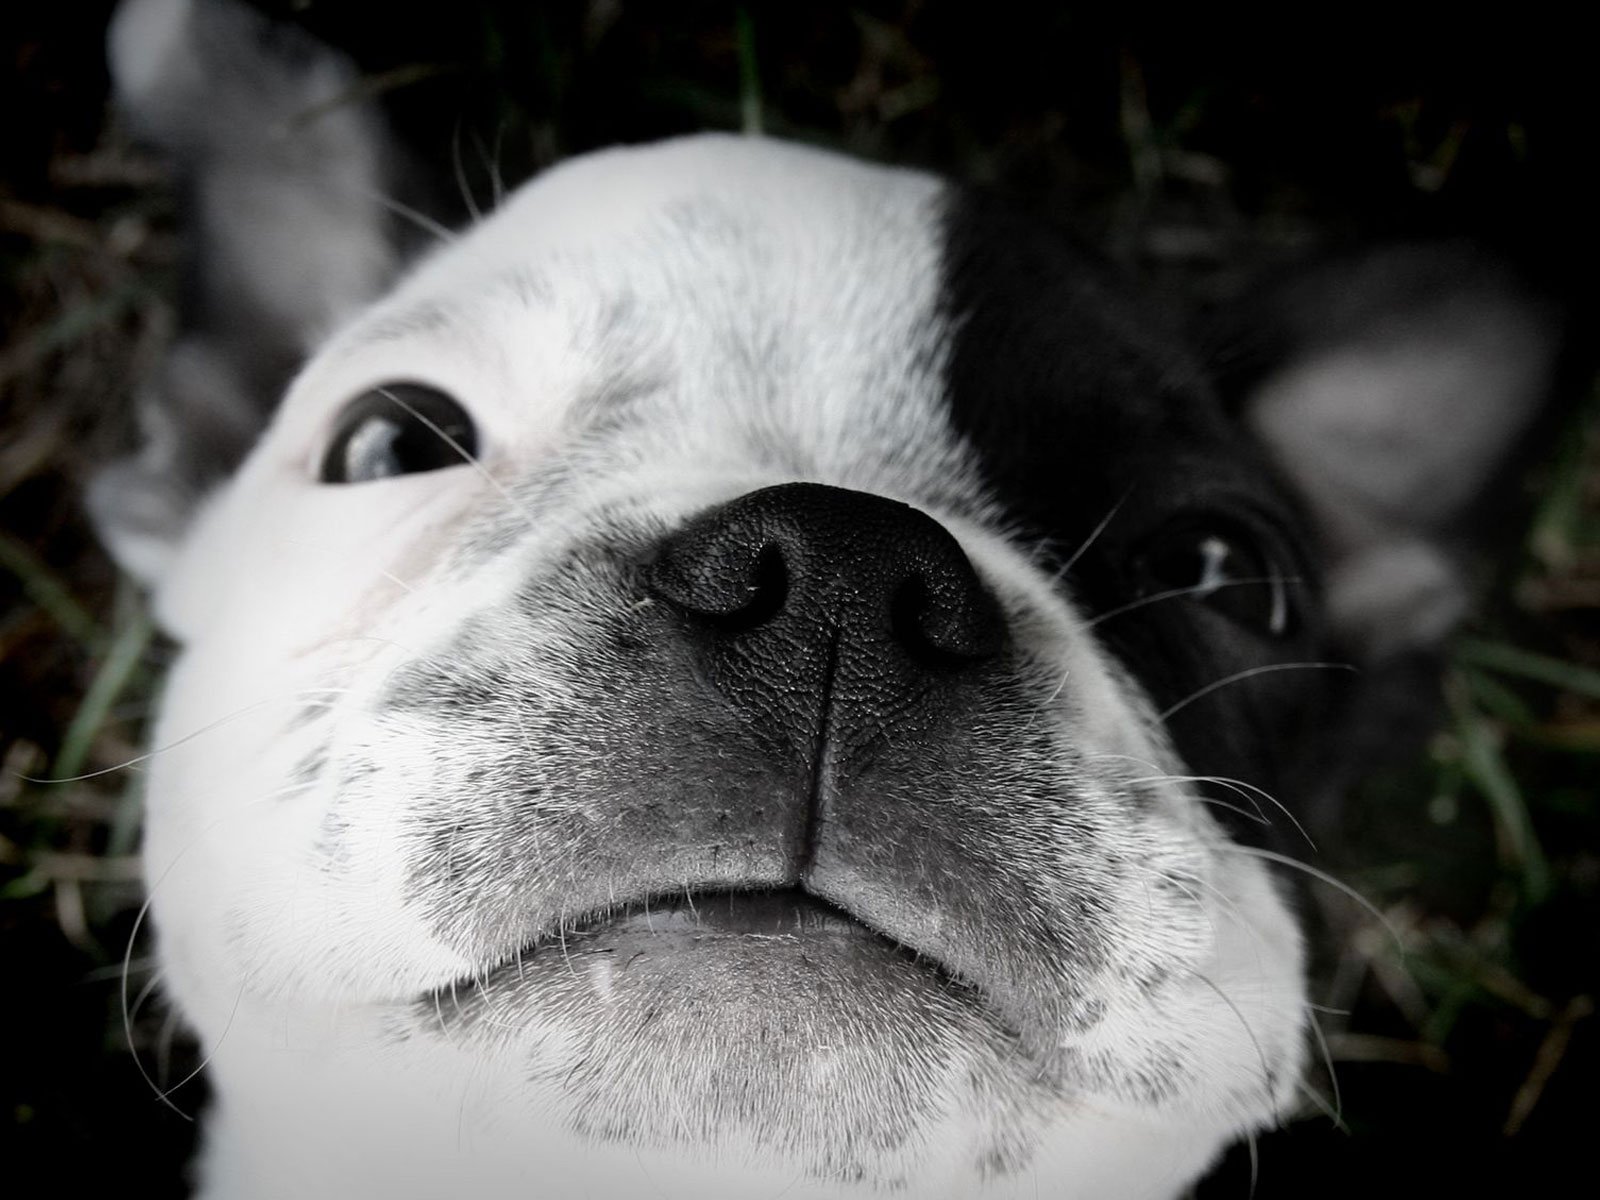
left=95, top=1, right=1564, bottom=1196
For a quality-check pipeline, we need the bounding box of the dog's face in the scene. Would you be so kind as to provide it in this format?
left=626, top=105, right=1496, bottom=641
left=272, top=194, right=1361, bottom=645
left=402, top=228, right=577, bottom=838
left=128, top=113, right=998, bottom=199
left=141, top=136, right=1315, bottom=1196
left=101, top=10, right=1563, bottom=1197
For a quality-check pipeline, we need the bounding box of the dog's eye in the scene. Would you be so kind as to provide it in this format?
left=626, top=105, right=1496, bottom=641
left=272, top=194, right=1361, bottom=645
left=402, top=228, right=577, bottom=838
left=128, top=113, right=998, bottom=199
left=1132, top=522, right=1293, bottom=636
left=320, top=384, right=478, bottom=484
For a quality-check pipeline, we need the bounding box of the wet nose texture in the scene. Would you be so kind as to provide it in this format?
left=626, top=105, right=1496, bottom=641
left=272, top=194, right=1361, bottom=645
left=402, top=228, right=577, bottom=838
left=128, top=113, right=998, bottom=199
left=642, top=483, right=1005, bottom=781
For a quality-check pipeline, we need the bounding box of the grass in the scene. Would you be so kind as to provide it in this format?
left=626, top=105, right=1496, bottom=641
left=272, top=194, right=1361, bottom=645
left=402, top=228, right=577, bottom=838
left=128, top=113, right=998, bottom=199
left=1458, top=637, right=1600, bottom=702
left=1296, top=389, right=1600, bottom=1182
left=0, top=528, right=102, bottom=650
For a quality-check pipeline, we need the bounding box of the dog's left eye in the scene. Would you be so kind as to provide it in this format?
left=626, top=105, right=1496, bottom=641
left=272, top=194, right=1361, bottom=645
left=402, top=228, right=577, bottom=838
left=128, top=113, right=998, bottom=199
left=1132, top=522, right=1293, bottom=636
left=320, top=383, right=478, bottom=484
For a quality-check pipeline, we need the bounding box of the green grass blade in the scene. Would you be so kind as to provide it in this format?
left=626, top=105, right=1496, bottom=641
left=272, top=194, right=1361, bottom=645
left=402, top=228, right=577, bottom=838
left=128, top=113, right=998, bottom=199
left=0, top=530, right=102, bottom=650
left=51, top=606, right=155, bottom=783
left=736, top=8, right=763, bottom=135
left=1448, top=680, right=1552, bottom=903
left=1462, top=666, right=1538, bottom=728
left=1456, top=637, right=1600, bottom=701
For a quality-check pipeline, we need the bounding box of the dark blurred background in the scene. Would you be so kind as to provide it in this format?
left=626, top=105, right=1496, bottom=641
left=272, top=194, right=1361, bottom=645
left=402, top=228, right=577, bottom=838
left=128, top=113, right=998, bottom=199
left=3, top=3, right=1596, bottom=1195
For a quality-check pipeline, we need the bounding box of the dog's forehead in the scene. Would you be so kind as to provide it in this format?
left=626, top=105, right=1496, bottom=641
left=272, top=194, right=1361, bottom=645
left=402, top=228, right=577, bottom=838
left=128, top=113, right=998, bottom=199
left=346, top=135, right=946, bottom=358
left=427, top=133, right=944, bottom=268
left=292, top=135, right=964, bottom=467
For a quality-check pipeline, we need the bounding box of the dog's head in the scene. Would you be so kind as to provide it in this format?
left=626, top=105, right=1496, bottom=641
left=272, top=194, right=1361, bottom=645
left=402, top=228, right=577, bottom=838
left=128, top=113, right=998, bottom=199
left=98, top=5, right=1564, bottom=1197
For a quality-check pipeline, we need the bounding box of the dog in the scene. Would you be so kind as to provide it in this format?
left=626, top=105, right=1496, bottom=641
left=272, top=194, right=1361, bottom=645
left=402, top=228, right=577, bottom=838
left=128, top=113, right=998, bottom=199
left=94, top=2, right=1566, bottom=1196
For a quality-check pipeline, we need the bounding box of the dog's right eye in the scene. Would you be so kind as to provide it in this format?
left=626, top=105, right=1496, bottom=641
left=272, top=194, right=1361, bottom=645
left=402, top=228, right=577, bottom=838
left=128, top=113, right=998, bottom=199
left=320, top=383, right=479, bottom=484
left=1131, top=520, right=1295, bottom=637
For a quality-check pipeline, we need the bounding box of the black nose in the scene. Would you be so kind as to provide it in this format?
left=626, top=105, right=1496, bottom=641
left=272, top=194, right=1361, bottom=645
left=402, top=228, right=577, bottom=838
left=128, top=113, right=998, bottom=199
left=643, top=482, right=1003, bottom=667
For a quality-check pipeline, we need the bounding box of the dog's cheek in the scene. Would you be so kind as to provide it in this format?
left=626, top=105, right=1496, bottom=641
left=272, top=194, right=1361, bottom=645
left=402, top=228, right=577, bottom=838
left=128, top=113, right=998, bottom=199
left=969, top=538, right=1309, bottom=1117
left=141, top=649, right=460, bottom=1024
left=142, top=479, right=503, bottom=1016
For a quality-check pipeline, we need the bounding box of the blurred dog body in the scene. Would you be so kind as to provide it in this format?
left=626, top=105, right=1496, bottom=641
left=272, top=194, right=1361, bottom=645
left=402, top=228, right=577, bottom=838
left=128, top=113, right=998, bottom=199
left=98, top=2, right=1563, bottom=1197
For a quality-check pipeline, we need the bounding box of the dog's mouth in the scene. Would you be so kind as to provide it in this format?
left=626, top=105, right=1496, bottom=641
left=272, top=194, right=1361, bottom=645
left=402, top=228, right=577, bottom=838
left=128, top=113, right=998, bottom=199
left=569, top=886, right=878, bottom=938
left=413, top=880, right=1047, bottom=1175
left=424, top=885, right=958, bottom=1017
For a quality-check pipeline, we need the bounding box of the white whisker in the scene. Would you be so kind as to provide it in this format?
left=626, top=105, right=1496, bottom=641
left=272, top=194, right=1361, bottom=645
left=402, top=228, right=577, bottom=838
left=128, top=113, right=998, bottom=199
left=1086, top=576, right=1301, bottom=629
left=358, top=186, right=457, bottom=246
left=1160, top=662, right=1356, bottom=722
left=374, top=386, right=540, bottom=535
left=1295, top=1077, right=1349, bottom=1133
left=19, top=689, right=349, bottom=785
left=1304, top=1004, right=1344, bottom=1124
left=155, top=979, right=245, bottom=1106
left=1053, top=489, right=1130, bottom=584
left=474, top=122, right=508, bottom=211
left=1123, top=772, right=1316, bottom=851
left=121, top=786, right=307, bottom=1117
left=451, top=118, right=483, bottom=225
left=1223, top=845, right=1401, bottom=949
left=1191, top=970, right=1275, bottom=1120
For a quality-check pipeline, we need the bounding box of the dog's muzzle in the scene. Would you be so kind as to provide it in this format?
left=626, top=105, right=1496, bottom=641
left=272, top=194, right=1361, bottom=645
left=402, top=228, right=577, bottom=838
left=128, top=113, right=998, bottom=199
left=412, top=481, right=1108, bottom=1046
left=579, top=481, right=1007, bottom=939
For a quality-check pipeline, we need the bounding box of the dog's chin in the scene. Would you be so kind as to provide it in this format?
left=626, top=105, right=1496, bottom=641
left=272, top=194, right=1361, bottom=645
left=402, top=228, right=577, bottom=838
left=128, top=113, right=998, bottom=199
left=414, top=888, right=1045, bottom=1169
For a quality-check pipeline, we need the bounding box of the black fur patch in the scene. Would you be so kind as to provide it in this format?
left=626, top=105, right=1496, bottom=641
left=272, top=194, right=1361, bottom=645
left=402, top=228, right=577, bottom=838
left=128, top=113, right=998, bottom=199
left=937, top=187, right=1337, bottom=840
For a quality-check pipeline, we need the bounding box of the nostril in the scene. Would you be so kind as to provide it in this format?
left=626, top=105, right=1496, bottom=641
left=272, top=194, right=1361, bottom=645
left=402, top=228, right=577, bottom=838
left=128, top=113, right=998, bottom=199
left=890, top=571, right=1004, bottom=666
left=644, top=540, right=790, bottom=634
left=889, top=578, right=944, bottom=665
left=717, top=544, right=788, bottom=633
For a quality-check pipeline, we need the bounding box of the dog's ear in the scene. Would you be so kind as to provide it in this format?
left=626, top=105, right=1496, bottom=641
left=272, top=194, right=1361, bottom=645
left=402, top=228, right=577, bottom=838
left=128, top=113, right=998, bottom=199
left=93, top=0, right=414, bottom=584
left=1230, top=245, right=1569, bottom=663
